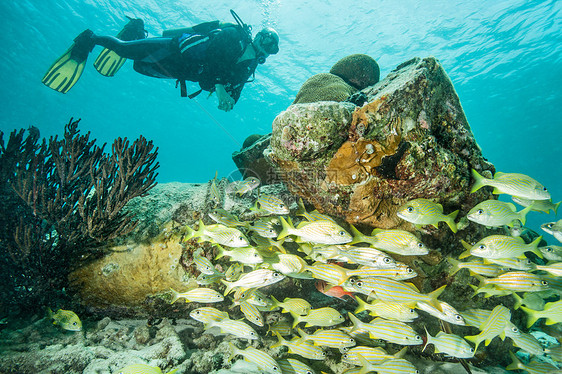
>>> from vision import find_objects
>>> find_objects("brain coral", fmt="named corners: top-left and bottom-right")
top-left (330, 54), bottom-right (380, 90)
top-left (293, 73), bottom-right (357, 104)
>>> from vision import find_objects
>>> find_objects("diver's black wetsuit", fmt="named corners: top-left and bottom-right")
top-left (93, 25), bottom-right (258, 101)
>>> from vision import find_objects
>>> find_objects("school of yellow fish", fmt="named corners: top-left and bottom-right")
top-left (51, 169), bottom-right (560, 374)
top-left (156, 169), bottom-right (562, 374)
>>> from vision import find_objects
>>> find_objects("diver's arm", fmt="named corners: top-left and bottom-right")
top-left (215, 84), bottom-right (235, 112)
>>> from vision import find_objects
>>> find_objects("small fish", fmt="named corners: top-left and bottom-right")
top-left (423, 327), bottom-right (474, 358)
top-left (296, 328), bottom-right (355, 349)
top-left (296, 198), bottom-right (337, 224)
top-left (271, 332), bottom-right (326, 360)
top-left (228, 342), bottom-right (279, 373)
top-left (290, 307), bottom-right (345, 328)
top-left (356, 354), bottom-right (418, 374)
top-left (315, 281), bottom-right (354, 300)
top-left (189, 307), bottom-right (229, 324)
top-left (267, 320), bottom-right (293, 336)
top-left (209, 319), bottom-right (258, 340)
top-left (484, 257), bottom-right (536, 271)
top-left (209, 171), bottom-right (221, 207)
top-left (224, 263), bottom-right (245, 281)
top-left (512, 196), bottom-right (561, 215)
top-left (208, 208), bottom-right (249, 228)
top-left (169, 287), bottom-right (224, 304)
top-left (464, 305), bottom-right (511, 350)
top-left (535, 262), bottom-right (562, 276)
top-left (270, 295), bottom-right (311, 316)
top-left (477, 272), bottom-right (549, 293)
top-left (539, 245), bottom-right (562, 261)
top-left (278, 217), bottom-right (352, 245)
top-left (508, 330), bottom-right (545, 356)
top-left (460, 308), bottom-right (491, 328)
top-left (348, 313), bottom-right (422, 346)
top-left (247, 219), bottom-right (279, 238)
top-left (268, 254), bottom-right (308, 276)
top-left (305, 262), bottom-right (349, 285)
top-left (345, 263), bottom-right (417, 281)
top-left (342, 346), bottom-right (392, 366)
top-left (397, 198), bottom-right (458, 233)
top-left (349, 225), bottom-right (429, 256)
top-left (47, 308), bottom-right (82, 331)
top-left (541, 219), bottom-right (562, 243)
top-left (253, 194), bottom-right (290, 215)
top-left (471, 168), bottom-right (551, 200)
top-left (521, 299), bottom-right (562, 327)
top-left (339, 245), bottom-right (397, 268)
top-left (467, 200), bottom-right (532, 227)
top-left (193, 249), bottom-right (217, 275)
top-left (117, 364), bottom-right (178, 374)
top-left (277, 358), bottom-right (316, 374)
top-left (446, 257), bottom-right (503, 277)
top-left (186, 220), bottom-right (249, 248)
top-left (221, 269), bottom-right (285, 295)
top-left (469, 284), bottom-right (512, 298)
top-left (512, 292), bottom-right (545, 311)
top-left (416, 300), bottom-right (465, 326)
top-left (215, 245), bottom-right (264, 264)
top-left (506, 351), bottom-right (560, 374)
top-left (196, 271), bottom-right (225, 286)
top-left (239, 300), bottom-right (264, 327)
top-left (468, 235), bottom-right (543, 259)
top-left (354, 296), bottom-right (418, 322)
top-left (235, 177), bottom-right (260, 196)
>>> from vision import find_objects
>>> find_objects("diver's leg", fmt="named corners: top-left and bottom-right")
top-left (93, 36), bottom-right (174, 61)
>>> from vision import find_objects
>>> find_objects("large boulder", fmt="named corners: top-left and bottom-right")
top-left (266, 57), bottom-right (495, 249)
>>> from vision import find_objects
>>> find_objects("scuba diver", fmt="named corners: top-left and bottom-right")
top-left (42, 10), bottom-right (279, 112)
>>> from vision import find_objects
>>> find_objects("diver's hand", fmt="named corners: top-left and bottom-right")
top-left (215, 84), bottom-right (235, 112)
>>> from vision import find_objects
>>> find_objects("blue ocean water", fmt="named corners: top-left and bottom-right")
top-left (0, 0), bottom-right (560, 232)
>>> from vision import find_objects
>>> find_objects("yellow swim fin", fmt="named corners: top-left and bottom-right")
top-left (93, 17), bottom-right (145, 77)
top-left (42, 29), bottom-right (95, 93)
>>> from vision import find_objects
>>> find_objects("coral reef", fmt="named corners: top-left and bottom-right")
top-left (0, 118), bottom-right (159, 313)
top-left (293, 73), bottom-right (357, 104)
top-left (266, 57), bottom-right (494, 246)
top-left (330, 53), bottom-right (381, 90)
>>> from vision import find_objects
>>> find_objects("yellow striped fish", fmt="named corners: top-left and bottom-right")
top-left (278, 217), bottom-right (352, 245)
top-left (268, 254), bottom-right (308, 276)
top-left (354, 296), bottom-right (418, 322)
top-left (348, 313), bottom-right (422, 345)
top-left (345, 263), bottom-right (417, 281)
top-left (247, 219), bottom-right (279, 238)
top-left (196, 271), bottom-right (225, 286)
top-left (469, 284), bottom-right (512, 298)
top-left (193, 249), bottom-right (216, 275)
top-left (290, 307), bottom-right (345, 328)
top-left (534, 262), bottom-right (562, 276)
top-left (224, 263), bottom-right (245, 281)
top-left (349, 225), bottom-right (429, 255)
top-left (342, 346), bottom-right (391, 365)
top-left (253, 194), bottom-right (290, 215)
top-left (447, 257), bottom-right (503, 277)
top-left (271, 332), bottom-right (326, 360)
top-left (343, 276), bottom-right (446, 311)
top-left (215, 246), bottom-right (264, 264)
top-left (416, 300), bottom-right (465, 325)
top-left (189, 307), bottom-right (228, 324)
top-left (423, 327), bottom-right (474, 358)
top-left (521, 299), bottom-right (562, 327)
top-left (47, 308), bottom-right (82, 331)
top-left (477, 272), bottom-right (549, 292)
top-left (541, 219), bottom-right (562, 242)
top-left (460, 308), bottom-right (491, 328)
top-left (305, 262), bottom-right (349, 285)
top-left (506, 330), bottom-right (544, 356)
top-left (187, 220), bottom-right (249, 248)
top-left (397, 198), bottom-right (458, 233)
top-left (471, 169), bottom-right (550, 200)
top-left (356, 355), bottom-right (418, 374)
top-left (209, 171), bottom-right (221, 207)
top-left (339, 245), bottom-right (397, 269)
top-left (512, 196), bottom-right (561, 215)
top-left (506, 351), bottom-right (559, 374)
top-left (296, 328), bottom-right (355, 349)
top-left (228, 342), bottom-right (279, 373)
top-left (467, 200), bottom-right (532, 227)
top-left (296, 198), bottom-right (338, 224)
top-left (208, 208), bottom-right (248, 228)
top-left (277, 358), bottom-right (315, 374)
top-left (469, 235), bottom-right (543, 259)
top-left (169, 288), bottom-right (224, 304)
top-left (464, 304), bottom-right (511, 350)
top-left (267, 320), bottom-right (293, 336)
top-left (483, 257), bottom-right (535, 271)
top-left (208, 319), bottom-right (258, 340)
top-left (270, 296), bottom-right (311, 315)
top-left (239, 300), bottom-right (264, 327)
top-left (221, 269), bottom-right (285, 295)
top-left (234, 176), bottom-right (260, 196)
top-left (540, 245), bottom-right (562, 261)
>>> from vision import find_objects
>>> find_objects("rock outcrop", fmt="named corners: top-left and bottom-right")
top-left (266, 56), bottom-right (495, 250)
